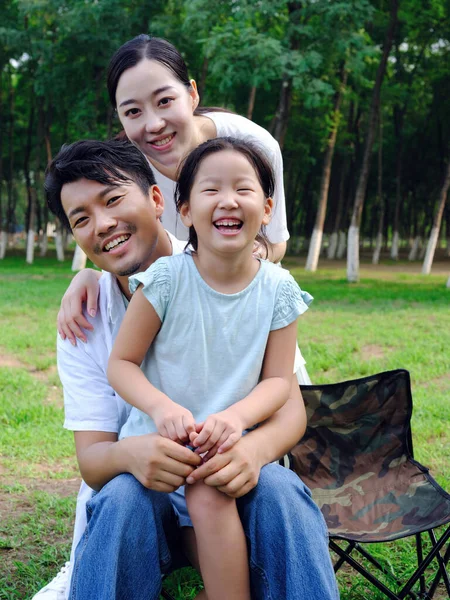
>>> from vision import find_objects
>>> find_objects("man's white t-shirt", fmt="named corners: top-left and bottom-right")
top-left (153, 112), bottom-right (290, 243)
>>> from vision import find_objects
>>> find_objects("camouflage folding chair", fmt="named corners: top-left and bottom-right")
top-left (289, 369), bottom-right (450, 600)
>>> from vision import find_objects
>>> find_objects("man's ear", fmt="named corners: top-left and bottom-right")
top-left (189, 79), bottom-right (200, 112)
top-left (179, 202), bottom-right (193, 227)
top-left (150, 185), bottom-right (164, 218)
top-left (262, 197), bottom-right (273, 226)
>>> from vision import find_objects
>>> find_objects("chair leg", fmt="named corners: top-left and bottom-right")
top-left (330, 539), bottom-right (403, 600)
top-left (399, 526), bottom-right (450, 599)
top-left (416, 533), bottom-right (426, 597)
top-left (333, 541), bottom-right (356, 572)
top-left (426, 529), bottom-right (450, 598)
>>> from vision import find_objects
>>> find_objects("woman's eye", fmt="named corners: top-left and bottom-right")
top-left (203, 188), bottom-right (218, 193)
top-left (238, 188), bottom-right (253, 193)
top-left (158, 97), bottom-right (174, 107)
top-left (124, 107), bottom-right (140, 117)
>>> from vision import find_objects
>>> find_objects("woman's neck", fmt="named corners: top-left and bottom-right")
top-left (192, 246), bottom-right (259, 294)
top-left (151, 114), bottom-right (217, 181)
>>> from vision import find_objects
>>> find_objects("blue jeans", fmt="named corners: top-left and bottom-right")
top-left (69, 465), bottom-right (339, 599)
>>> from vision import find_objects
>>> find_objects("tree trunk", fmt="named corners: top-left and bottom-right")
top-left (0, 69), bottom-right (4, 259)
top-left (55, 222), bottom-right (65, 262)
top-left (24, 100), bottom-right (36, 264)
top-left (408, 236), bottom-right (422, 261)
top-left (306, 67), bottom-right (347, 271)
top-left (422, 158), bottom-right (450, 274)
top-left (373, 113), bottom-right (384, 265)
top-left (71, 245), bottom-right (87, 271)
top-left (198, 56), bottom-right (209, 101)
top-left (337, 230), bottom-right (347, 259)
top-left (247, 85), bottom-right (257, 121)
top-left (346, 0), bottom-right (399, 282)
top-left (6, 68), bottom-right (16, 236)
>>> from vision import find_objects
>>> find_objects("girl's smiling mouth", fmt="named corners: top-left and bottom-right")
top-left (213, 218), bottom-right (243, 234)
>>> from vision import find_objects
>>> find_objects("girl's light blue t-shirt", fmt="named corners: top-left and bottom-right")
top-left (119, 253), bottom-right (312, 439)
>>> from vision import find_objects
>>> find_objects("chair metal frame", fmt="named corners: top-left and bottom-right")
top-left (292, 369), bottom-right (450, 600)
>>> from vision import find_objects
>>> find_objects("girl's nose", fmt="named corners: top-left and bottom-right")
top-left (218, 191), bottom-right (239, 209)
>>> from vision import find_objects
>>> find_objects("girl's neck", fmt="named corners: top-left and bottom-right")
top-left (192, 246), bottom-right (259, 294)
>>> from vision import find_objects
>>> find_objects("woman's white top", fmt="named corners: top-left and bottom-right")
top-left (152, 112), bottom-right (289, 243)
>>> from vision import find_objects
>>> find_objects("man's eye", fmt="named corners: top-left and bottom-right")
top-left (107, 196), bottom-right (121, 206)
top-left (73, 216), bottom-right (87, 228)
top-left (124, 107), bottom-right (140, 117)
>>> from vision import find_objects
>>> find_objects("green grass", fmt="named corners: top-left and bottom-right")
top-left (0, 252), bottom-right (449, 598)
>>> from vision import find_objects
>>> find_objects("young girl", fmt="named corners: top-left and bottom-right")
top-left (107, 137), bottom-right (313, 600)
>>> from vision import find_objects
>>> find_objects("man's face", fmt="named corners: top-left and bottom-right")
top-left (61, 178), bottom-right (164, 277)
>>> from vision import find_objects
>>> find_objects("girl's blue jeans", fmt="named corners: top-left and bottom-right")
top-left (69, 464), bottom-right (339, 599)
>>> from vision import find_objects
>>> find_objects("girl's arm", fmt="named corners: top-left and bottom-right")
top-left (192, 319), bottom-right (298, 454)
top-left (58, 268), bottom-right (102, 345)
top-left (107, 288), bottom-right (196, 442)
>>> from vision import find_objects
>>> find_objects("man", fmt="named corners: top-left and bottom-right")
top-left (35, 139), bottom-right (339, 599)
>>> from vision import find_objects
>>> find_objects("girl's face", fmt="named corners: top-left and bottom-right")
top-left (116, 59), bottom-right (200, 178)
top-left (180, 150), bottom-right (273, 256)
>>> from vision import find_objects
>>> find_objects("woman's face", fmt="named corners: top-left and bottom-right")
top-left (116, 59), bottom-right (200, 178)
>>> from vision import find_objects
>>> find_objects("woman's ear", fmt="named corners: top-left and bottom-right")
top-left (179, 202), bottom-right (193, 227)
top-left (189, 79), bottom-right (200, 111)
top-left (262, 197), bottom-right (273, 226)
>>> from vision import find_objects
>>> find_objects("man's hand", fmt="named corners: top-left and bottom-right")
top-left (121, 434), bottom-right (202, 492)
top-left (74, 430), bottom-right (201, 492)
top-left (186, 433), bottom-right (262, 498)
top-left (190, 408), bottom-right (244, 455)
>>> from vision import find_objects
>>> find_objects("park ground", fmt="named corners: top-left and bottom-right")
top-left (0, 250), bottom-right (449, 599)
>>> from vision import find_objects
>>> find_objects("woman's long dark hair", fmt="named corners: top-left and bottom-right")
top-left (175, 137), bottom-right (274, 256)
top-left (107, 34), bottom-right (230, 117)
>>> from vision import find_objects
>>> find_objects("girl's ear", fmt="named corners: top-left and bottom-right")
top-left (262, 197), bottom-right (273, 226)
top-left (189, 79), bottom-right (200, 112)
top-left (179, 202), bottom-right (193, 227)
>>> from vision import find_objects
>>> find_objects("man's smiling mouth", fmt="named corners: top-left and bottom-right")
top-left (104, 234), bottom-right (131, 252)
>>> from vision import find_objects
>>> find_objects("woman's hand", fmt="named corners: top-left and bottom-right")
top-left (186, 432), bottom-right (263, 498)
top-left (57, 269), bottom-right (102, 345)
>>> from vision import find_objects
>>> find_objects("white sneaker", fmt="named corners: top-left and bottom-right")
top-left (32, 562), bottom-right (71, 600)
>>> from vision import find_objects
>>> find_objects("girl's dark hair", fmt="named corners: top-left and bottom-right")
top-left (175, 137), bottom-right (274, 255)
top-left (107, 34), bottom-right (229, 117)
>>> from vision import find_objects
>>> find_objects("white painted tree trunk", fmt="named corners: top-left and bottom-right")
top-left (372, 233), bottom-right (383, 264)
top-left (337, 231), bottom-right (346, 259)
top-left (419, 242), bottom-right (426, 260)
top-left (26, 229), bottom-right (35, 264)
top-left (55, 231), bottom-right (65, 262)
top-left (408, 236), bottom-right (421, 261)
top-left (347, 225), bottom-right (360, 282)
top-left (327, 232), bottom-right (338, 259)
top-left (422, 227), bottom-right (440, 274)
top-left (390, 231), bottom-right (399, 260)
top-left (71, 244), bottom-right (87, 271)
top-left (0, 231), bottom-right (7, 259)
top-left (305, 228), bottom-right (323, 272)
top-left (40, 233), bottom-right (48, 257)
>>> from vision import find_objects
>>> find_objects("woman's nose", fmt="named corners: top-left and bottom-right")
top-left (144, 110), bottom-right (165, 134)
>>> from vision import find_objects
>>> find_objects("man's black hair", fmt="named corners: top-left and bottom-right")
top-left (45, 139), bottom-right (156, 231)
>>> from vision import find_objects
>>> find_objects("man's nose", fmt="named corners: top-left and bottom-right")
top-left (95, 212), bottom-right (117, 236)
